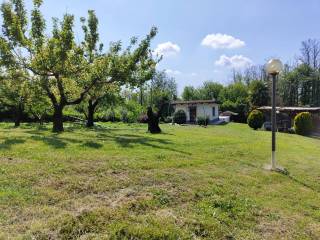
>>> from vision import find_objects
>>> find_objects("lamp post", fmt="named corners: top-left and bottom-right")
top-left (266, 59), bottom-right (283, 170)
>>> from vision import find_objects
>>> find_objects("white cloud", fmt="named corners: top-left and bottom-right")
top-left (201, 33), bottom-right (245, 49)
top-left (215, 55), bottom-right (253, 69)
top-left (165, 69), bottom-right (181, 75)
top-left (154, 42), bottom-right (181, 57)
top-left (191, 72), bottom-right (197, 76)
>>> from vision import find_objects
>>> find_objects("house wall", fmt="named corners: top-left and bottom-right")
top-left (174, 103), bottom-right (219, 122)
top-left (196, 103), bottom-right (219, 121)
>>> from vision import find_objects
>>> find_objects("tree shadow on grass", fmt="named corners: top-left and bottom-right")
top-left (30, 135), bottom-right (67, 149)
top-left (1, 124), bottom-right (189, 154)
top-left (96, 132), bottom-right (189, 155)
top-left (0, 138), bottom-right (26, 150)
top-left (287, 174), bottom-right (320, 194)
top-left (81, 141), bottom-right (103, 149)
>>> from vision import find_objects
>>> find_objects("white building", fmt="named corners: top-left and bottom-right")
top-left (172, 100), bottom-right (219, 123)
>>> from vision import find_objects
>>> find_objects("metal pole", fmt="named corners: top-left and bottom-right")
top-left (271, 73), bottom-right (277, 169)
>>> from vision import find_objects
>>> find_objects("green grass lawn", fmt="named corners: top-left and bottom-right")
top-left (0, 122), bottom-right (319, 239)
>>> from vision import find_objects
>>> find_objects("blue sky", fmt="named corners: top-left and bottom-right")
top-left (23, 0), bottom-right (320, 93)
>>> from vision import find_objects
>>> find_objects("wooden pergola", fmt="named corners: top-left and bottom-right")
top-left (258, 106), bottom-right (320, 130)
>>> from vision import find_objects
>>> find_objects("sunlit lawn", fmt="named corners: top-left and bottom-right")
top-left (0, 122), bottom-right (319, 239)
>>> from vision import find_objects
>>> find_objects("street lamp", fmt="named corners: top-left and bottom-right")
top-left (266, 59), bottom-right (283, 170)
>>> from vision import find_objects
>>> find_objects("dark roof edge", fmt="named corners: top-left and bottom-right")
top-left (172, 100), bottom-right (219, 105)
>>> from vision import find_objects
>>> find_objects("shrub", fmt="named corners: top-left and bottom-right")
top-left (294, 112), bottom-right (313, 135)
top-left (173, 110), bottom-right (187, 124)
top-left (197, 116), bottom-right (209, 126)
top-left (247, 110), bottom-right (264, 130)
top-left (120, 108), bottom-right (129, 123)
top-left (105, 109), bottom-right (121, 122)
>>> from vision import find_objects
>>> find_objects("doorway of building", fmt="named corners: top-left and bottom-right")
top-left (189, 106), bottom-right (197, 123)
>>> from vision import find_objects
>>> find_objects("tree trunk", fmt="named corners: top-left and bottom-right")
top-left (147, 107), bottom-right (161, 134)
top-left (139, 85), bottom-right (143, 106)
top-left (86, 100), bottom-right (95, 128)
top-left (53, 106), bottom-right (64, 132)
top-left (14, 105), bottom-right (22, 127)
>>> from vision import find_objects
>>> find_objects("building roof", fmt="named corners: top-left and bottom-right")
top-left (171, 99), bottom-right (218, 105)
top-left (258, 106), bottom-right (320, 112)
top-left (220, 111), bottom-right (239, 116)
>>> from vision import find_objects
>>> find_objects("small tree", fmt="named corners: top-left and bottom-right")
top-left (294, 112), bottom-right (313, 135)
top-left (247, 110), bottom-right (264, 130)
top-left (173, 110), bottom-right (187, 124)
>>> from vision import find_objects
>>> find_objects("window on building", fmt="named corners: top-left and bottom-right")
top-left (212, 107), bottom-right (216, 117)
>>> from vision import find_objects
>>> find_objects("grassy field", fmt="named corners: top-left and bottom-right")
top-left (0, 122), bottom-right (319, 239)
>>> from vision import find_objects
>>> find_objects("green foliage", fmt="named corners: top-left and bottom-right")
top-left (182, 86), bottom-right (199, 101)
top-left (0, 0), bottom-right (159, 131)
top-left (182, 81), bottom-right (223, 101)
top-left (198, 81), bottom-right (223, 100)
top-left (247, 110), bottom-right (264, 130)
top-left (219, 82), bottom-right (249, 123)
top-left (149, 71), bottom-right (177, 118)
top-left (0, 69), bottom-right (30, 125)
top-left (197, 116), bottom-right (209, 126)
top-left (294, 112), bottom-right (313, 135)
top-left (248, 80), bottom-right (269, 107)
top-left (173, 110), bottom-right (187, 124)
top-left (25, 79), bottom-right (52, 123)
top-left (219, 82), bottom-right (248, 104)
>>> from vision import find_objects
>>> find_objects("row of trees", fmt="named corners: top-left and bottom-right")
top-left (181, 38), bottom-right (320, 122)
top-left (0, 1), bottom-right (318, 129)
top-left (0, 0), bottom-right (160, 132)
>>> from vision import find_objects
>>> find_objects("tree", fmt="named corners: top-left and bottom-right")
top-left (219, 82), bottom-right (249, 122)
top-left (219, 82), bottom-right (248, 104)
top-left (25, 77), bottom-right (52, 124)
top-left (76, 83), bottom-right (120, 127)
top-left (248, 80), bottom-right (270, 108)
top-left (300, 39), bottom-right (320, 69)
top-left (0, 0), bottom-right (158, 131)
top-left (298, 39), bottom-right (320, 106)
top-left (79, 10), bottom-right (158, 127)
top-left (182, 86), bottom-right (199, 101)
top-left (197, 81), bottom-right (223, 100)
top-left (0, 68), bottom-right (29, 126)
top-left (149, 71), bottom-right (177, 119)
top-left (1, 0), bottom-right (94, 131)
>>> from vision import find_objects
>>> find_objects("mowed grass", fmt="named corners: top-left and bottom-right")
top-left (0, 122), bottom-right (319, 239)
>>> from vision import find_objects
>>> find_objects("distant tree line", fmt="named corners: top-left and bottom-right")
top-left (181, 39), bottom-right (320, 122)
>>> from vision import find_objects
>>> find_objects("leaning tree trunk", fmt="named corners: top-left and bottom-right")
top-left (147, 107), bottom-right (161, 134)
top-left (52, 105), bottom-right (64, 132)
